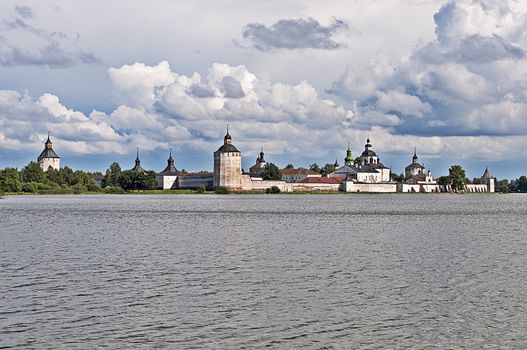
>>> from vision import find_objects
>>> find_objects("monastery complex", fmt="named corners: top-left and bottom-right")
top-left (37, 128), bottom-right (496, 193)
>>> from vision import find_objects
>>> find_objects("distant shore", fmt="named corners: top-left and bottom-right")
top-left (0, 190), bottom-right (505, 197)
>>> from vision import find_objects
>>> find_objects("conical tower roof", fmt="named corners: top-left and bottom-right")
top-left (37, 132), bottom-right (60, 162)
top-left (159, 148), bottom-right (179, 175)
top-left (130, 148), bottom-right (145, 172)
top-left (482, 166), bottom-right (492, 178)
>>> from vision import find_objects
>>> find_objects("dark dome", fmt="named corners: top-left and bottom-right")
top-left (216, 143), bottom-right (240, 153)
top-left (361, 149), bottom-right (377, 157)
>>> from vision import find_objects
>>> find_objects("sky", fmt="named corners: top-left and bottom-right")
top-left (1, 0), bottom-right (527, 179)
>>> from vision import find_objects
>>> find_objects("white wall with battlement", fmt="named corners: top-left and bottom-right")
top-left (398, 183), bottom-right (442, 193)
top-left (291, 183), bottom-right (342, 192)
top-left (39, 158), bottom-right (60, 171)
top-left (344, 182), bottom-right (397, 193)
top-left (241, 175), bottom-right (292, 192)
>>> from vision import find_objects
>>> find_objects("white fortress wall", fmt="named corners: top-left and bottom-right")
top-left (345, 182), bottom-right (397, 193)
top-left (291, 183), bottom-right (341, 192)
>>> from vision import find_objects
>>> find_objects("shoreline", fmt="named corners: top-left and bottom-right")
top-left (1, 190), bottom-right (505, 197)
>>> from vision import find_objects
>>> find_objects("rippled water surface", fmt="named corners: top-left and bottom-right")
top-left (1, 194), bottom-right (527, 349)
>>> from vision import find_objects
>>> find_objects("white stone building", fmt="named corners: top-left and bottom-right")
top-left (157, 148), bottom-right (180, 190)
top-left (329, 138), bottom-right (391, 184)
top-left (405, 148), bottom-right (426, 178)
top-left (37, 133), bottom-right (60, 171)
top-left (249, 148), bottom-right (267, 177)
top-left (281, 168), bottom-right (321, 183)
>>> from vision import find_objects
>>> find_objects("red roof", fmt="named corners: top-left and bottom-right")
top-left (179, 172), bottom-right (213, 177)
top-left (281, 168), bottom-right (320, 175)
top-left (300, 176), bottom-right (343, 184)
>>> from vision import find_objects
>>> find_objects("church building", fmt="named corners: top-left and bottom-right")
top-left (37, 133), bottom-right (60, 171)
top-left (329, 138), bottom-right (391, 183)
top-left (405, 148), bottom-right (426, 178)
top-left (249, 148), bottom-right (267, 177)
top-left (213, 127), bottom-right (242, 190)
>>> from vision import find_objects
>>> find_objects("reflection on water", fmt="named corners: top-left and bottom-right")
top-left (1, 194), bottom-right (527, 349)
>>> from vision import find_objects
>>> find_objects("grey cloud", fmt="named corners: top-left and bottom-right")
top-left (415, 35), bottom-right (524, 64)
top-left (241, 17), bottom-right (348, 51)
top-left (0, 12), bottom-right (101, 68)
top-left (220, 76), bottom-right (245, 98)
top-left (188, 83), bottom-right (215, 98)
top-left (328, 0), bottom-right (527, 139)
top-left (14, 5), bottom-right (33, 19)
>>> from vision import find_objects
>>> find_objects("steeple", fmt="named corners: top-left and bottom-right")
top-left (344, 143), bottom-right (353, 165)
top-left (45, 131), bottom-right (53, 149)
top-left (365, 137), bottom-right (372, 150)
top-left (131, 147), bottom-right (145, 172)
top-left (413, 147), bottom-right (418, 163)
top-left (160, 147), bottom-right (178, 175)
top-left (334, 157), bottom-right (340, 168)
top-left (224, 124), bottom-right (232, 144)
top-left (482, 166), bottom-right (492, 178)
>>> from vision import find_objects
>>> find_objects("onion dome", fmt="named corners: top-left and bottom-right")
top-left (216, 125), bottom-right (240, 153)
top-left (344, 143), bottom-right (353, 164)
top-left (224, 124), bottom-right (232, 144)
top-left (361, 137), bottom-right (377, 157)
top-left (334, 158), bottom-right (340, 168)
top-left (259, 147), bottom-right (265, 163)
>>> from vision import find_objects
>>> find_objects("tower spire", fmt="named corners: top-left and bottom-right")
top-left (224, 124), bottom-right (232, 144)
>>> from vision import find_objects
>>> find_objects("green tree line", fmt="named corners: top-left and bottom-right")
top-left (0, 162), bottom-right (102, 194)
top-left (0, 161), bottom-right (158, 194)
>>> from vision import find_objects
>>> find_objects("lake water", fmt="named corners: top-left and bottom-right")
top-left (1, 194), bottom-right (526, 349)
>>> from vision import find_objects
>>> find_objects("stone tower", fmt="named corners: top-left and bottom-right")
top-left (37, 132), bottom-right (60, 171)
top-left (480, 166), bottom-right (495, 193)
top-left (213, 126), bottom-right (242, 190)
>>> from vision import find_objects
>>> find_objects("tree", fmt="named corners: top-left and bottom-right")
top-left (0, 168), bottom-right (22, 192)
top-left (309, 163), bottom-right (320, 173)
top-left (391, 173), bottom-right (405, 183)
top-left (21, 162), bottom-right (45, 183)
top-left (496, 179), bottom-right (509, 193)
top-left (510, 176), bottom-right (527, 192)
top-left (320, 163), bottom-right (336, 176)
top-left (215, 186), bottom-right (229, 194)
top-left (285, 164), bottom-right (294, 169)
top-left (449, 165), bottom-right (466, 192)
top-left (103, 162), bottom-right (122, 187)
top-left (265, 186), bottom-right (281, 194)
top-left (119, 170), bottom-right (157, 191)
top-left (261, 163), bottom-right (282, 180)
top-left (438, 176), bottom-right (450, 186)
